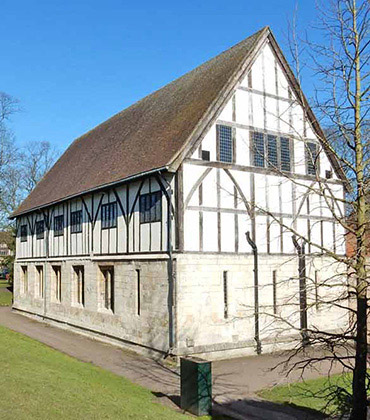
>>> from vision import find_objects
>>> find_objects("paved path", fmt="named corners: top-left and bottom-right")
top-left (0, 306), bottom-right (344, 419)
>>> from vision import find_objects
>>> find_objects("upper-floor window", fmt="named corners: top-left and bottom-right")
top-left (54, 215), bottom-right (64, 237)
top-left (306, 142), bottom-right (319, 175)
top-left (139, 191), bottom-right (162, 224)
top-left (20, 225), bottom-right (27, 242)
top-left (217, 125), bottom-right (233, 163)
top-left (101, 202), bottom-right (117, 229)
top-left (252, 132), bottom-right (292, 172)
top-left (36, 220), bottom-right (44, 240)
top-left (71, 210), bottom-right (82, 233)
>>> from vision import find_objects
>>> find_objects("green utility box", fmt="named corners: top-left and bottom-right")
top-left (180, 356), bottom-right (212, 416)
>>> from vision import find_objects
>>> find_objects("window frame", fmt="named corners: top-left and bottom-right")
top-left (20, 224), bottom-right (28, 242)
top-left (70, 210), bottom-right (83, 234)
top-left (139, 191), bottom-right (162, 224)
top-left (54, 215), bottom-right (64, 237)
top-left (305, 141), bottom-right (319, 176)
top-left (52, 265), bottom-right (62, 303)
top-left (217, 124), bottom-right (234, 163)
top-left (73, 266), bottom-right (85, 306)
top-left (100, 266), bottom-right (114, 313)
top-left (252, 131), bottom-right (293, 173)
top-left (36, 220), bottom-right (45, 240)
top-left (101, 202), bottom-right (117, 230)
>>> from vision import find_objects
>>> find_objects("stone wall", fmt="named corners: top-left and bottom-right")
top-left (13, 258), bottom-right (170, 356)
top-left (175, 253), bottom-right (349, 360)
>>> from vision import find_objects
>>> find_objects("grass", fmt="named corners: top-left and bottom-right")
top-left (0, 325), bottom-right (212, 420)
top-left (0, 280), bottom-right (12, 306)
top-left (258, 372), bottom-right (355, 416)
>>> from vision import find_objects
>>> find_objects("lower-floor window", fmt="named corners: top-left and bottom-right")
top-left (36, 266), bottom-right (44, 298)
top-left (100, 266), bottom-right (114, 312)
top-left (73, 266), bottom-right (85, 306)
top-left (21, 266), bottom-right (28, 294)
top-left (52, 266), bottom-right (62, 302)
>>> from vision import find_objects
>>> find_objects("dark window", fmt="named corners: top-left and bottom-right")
top-left (252, 132), bottom-right (292, 172)
top-left (201, 150), bottom-right (210, 161)
top-left (325, 170), bottom-right (333, 179)
top-left (36, 220), bottom-right (44, 240)
top-left (52, 266), bottom-right (62, 302)
top-left (272, 270), bottom-right (277, 315)
top-left (20, 225), bottom-right (27, 242)
top-left (217, 125), bottom-right (233, 163)
top-left (253, 132), bottom-right (265, 167)
top-left (100, 266), bottom-right (114, 312)
top-left (101, 202), bottom-right (117, 229)
top-left (223, 271), bottom-right (228, 319)
top-left (73, 266), bottom-right (84, 306)
top-left (54, 215), bottom-right (64, 237)
top-left (136, 269), bottom-right (141, 316)
top-left (139, 191), bottom-right (162, 224)
top-left (267, 135), bottom-right (278, 168)
top-left (71, 210), bottom-right (82, 233)
top-left (280, 137), bottom-right (291, 172)
top-left (306, 142), bottom-right (319, 175)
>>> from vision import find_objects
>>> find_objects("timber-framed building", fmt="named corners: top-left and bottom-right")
top-left (12, 27), bottom-right (348, 359)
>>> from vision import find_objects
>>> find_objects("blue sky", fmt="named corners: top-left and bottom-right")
top-left (1, 0), bottom-right (317, 152)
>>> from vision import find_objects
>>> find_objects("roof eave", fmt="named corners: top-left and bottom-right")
top-left (10, 165), bottom-right (171, 219)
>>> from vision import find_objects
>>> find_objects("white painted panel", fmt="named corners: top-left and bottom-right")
top-left (220, 170), bottom-right (235, 209)
top-left (151, 222), bottom-right (161, 251)
top-left (202, 169), bottom-right (217, 208)
top-left (238, 214), bottom-right (251, 252)
top-left (254, 174), bottom-right (266, 210)
top-left (184, 210), bottom-right (199, 251)
top-left (281, 180), bottom-right (293, 214)
top-left (201, 126), bottom-right (216, 161)
top-left (335, 223), bottom-right (346, 255)
top-left (232, 171), bottom-right (251, 210)
top-left (267, 176), bottom-right (280, 213)
top-left (282, 217), bottom-right (295, 253)
top-left (183, 164), bottom-right (206, 203)
top-left (276, 62), bottom-right (289, 99)
top-left (251, 52), bottom-right (263, 91)
top-left (235, 127), bottom-right (250, 166)
top-left (265, 97), bottom-right (278, 131)
top-left (264, 47), bottom-right (276, 95)
top-left (269, 220), bottom-right (281, 253)
top-left (218, 96), bottom-right (233, 122)
top-left (255, 215), bottom-right (267, 252)
top-left (221, 213), bottom-right (235, 252)
top-left (235, 89), bottom-right (249, 126)
top-left (278, 99), bottom-right (290, 133)
top-left (203, 211), bottom-right (218, 252)
top-left (140, 223), bottom-right (150, 252)
top-left (310, 220), bottom-right (321, 251)
top-left (323, 221), bottom-right (333, 251)
top-left (294, 139), bottom-right (306, 175)
top-left (251, 93), bottom-right (264, 129)
top-left (292, 102), bottom-right (304, 137)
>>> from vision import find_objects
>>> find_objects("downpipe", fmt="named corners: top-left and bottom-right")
top-left (292, 236), bottom-right (309, 347)
top-left (246, 231), bottom-right (262, 355)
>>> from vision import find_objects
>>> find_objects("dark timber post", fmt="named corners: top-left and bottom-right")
top-left (156, 173), bottom-right (175, 351)
top-left (246, 231), bottom-right (262, 355)
top-left (292, 236), bottom-right (309, 346)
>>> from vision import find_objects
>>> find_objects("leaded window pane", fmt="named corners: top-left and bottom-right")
top-left (217, 125), bottom-right (233, 163)
top-left (253, 132), bottom-right (265, 167)
top-left (280, 137), bottom-right (291, 172)
top-left (267, 135), bottom-right (278, 168)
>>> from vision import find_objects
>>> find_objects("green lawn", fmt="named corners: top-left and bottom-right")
top-left (258, 372), bottom-right (355, 416)
top-left (0, 325), bottom-right (212, 419)
top-left (0, 281), bottom-right (12, 306)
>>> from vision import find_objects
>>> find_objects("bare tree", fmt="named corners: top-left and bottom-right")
top-left (244, 1), bottom-right (370, 418)
top-left (20, 140), bottom-right (58, 193)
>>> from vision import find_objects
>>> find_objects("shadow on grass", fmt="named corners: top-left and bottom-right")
top-left (152, 391), bottom-right (326, 419)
